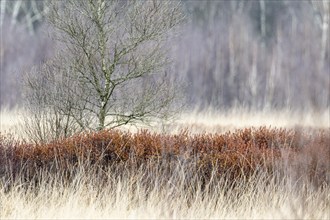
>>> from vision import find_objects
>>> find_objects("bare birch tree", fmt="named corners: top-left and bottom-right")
top-left (23, 0), bottom-right (184, 142)
top-left (0, 0), bottom-right (48, 34)
top-left (309, 0), bottom-right (329, 71)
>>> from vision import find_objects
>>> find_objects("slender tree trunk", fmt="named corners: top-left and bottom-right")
top-left (259, 0), bottom-right (266, 45)
top-left (320, 0), bottom-right (329, 70)
top-left (98, 102), bottom-right (106, 130)
top-left (0, 0), bottom-right (6, 27)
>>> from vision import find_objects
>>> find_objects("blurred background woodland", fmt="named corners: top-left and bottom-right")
top-left (1, 0), bottom-right (329, 112)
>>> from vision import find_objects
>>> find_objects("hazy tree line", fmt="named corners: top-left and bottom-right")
top-left (1, 0), bottom-right (329, 112)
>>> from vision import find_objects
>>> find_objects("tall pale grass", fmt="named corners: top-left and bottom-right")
top-left (1, 108), bottom-right (329, 219)
top-left (0, 160), bottom-right (329, 219)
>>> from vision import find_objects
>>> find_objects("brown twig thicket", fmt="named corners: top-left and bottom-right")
top-left (0, 127), bottom-right (329, 189)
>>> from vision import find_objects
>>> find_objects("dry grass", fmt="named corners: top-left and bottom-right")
top-left (1, 108), bottom-right (329, 137)
top-left (0, 108), bottom-right (329, 219)
top-left (0, 108), bottom-right (21, 135)
top-left (170, 109), bottom-right (330, 134)
top-left (0, 108), bottom-right (29, 140)
top-left (1, 164), bottom-right (329, 219)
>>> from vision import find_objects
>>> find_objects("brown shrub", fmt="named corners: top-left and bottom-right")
top-left (0, 127), bottom-right (329, 189)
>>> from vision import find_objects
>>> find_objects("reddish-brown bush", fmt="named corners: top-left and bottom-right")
top-left (0, 127), bottom-right (329, 189)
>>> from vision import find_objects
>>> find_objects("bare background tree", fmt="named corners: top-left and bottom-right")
top-left (22, 60), bottom-right (82, 143)
top-left (1, 0), bottom-right (53, 109)
top-left (0, 0), bottom-right (48, 34)
top-left (1, 1), bottom-right (329, 120)
top-left (20, 0), bottom-right (184, 142)
top-left (171, 0), bottom-right (329, 111)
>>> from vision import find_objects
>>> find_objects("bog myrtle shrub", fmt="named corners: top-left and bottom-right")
top-left (0, 127), bottom-right (329, 189)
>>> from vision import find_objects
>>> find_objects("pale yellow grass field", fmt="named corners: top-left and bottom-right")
top-left (171, 108), bottom-right (330, 134)
top-left (0, 108), bottom-right (329, 219)
top-left (1, 166), bottom-right (329, 219)
top-left (0, 108), bottom-right (25, 136)
top-left (1, 108), bottom-right (329, 137)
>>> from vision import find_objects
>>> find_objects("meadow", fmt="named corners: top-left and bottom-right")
top-left (1, 1), bottom-right (329, 219)
top-left (0, 109), bottom-right (329, 219)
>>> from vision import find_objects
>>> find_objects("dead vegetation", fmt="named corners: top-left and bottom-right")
top-left (1, 127), bottom-right (329, 190)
